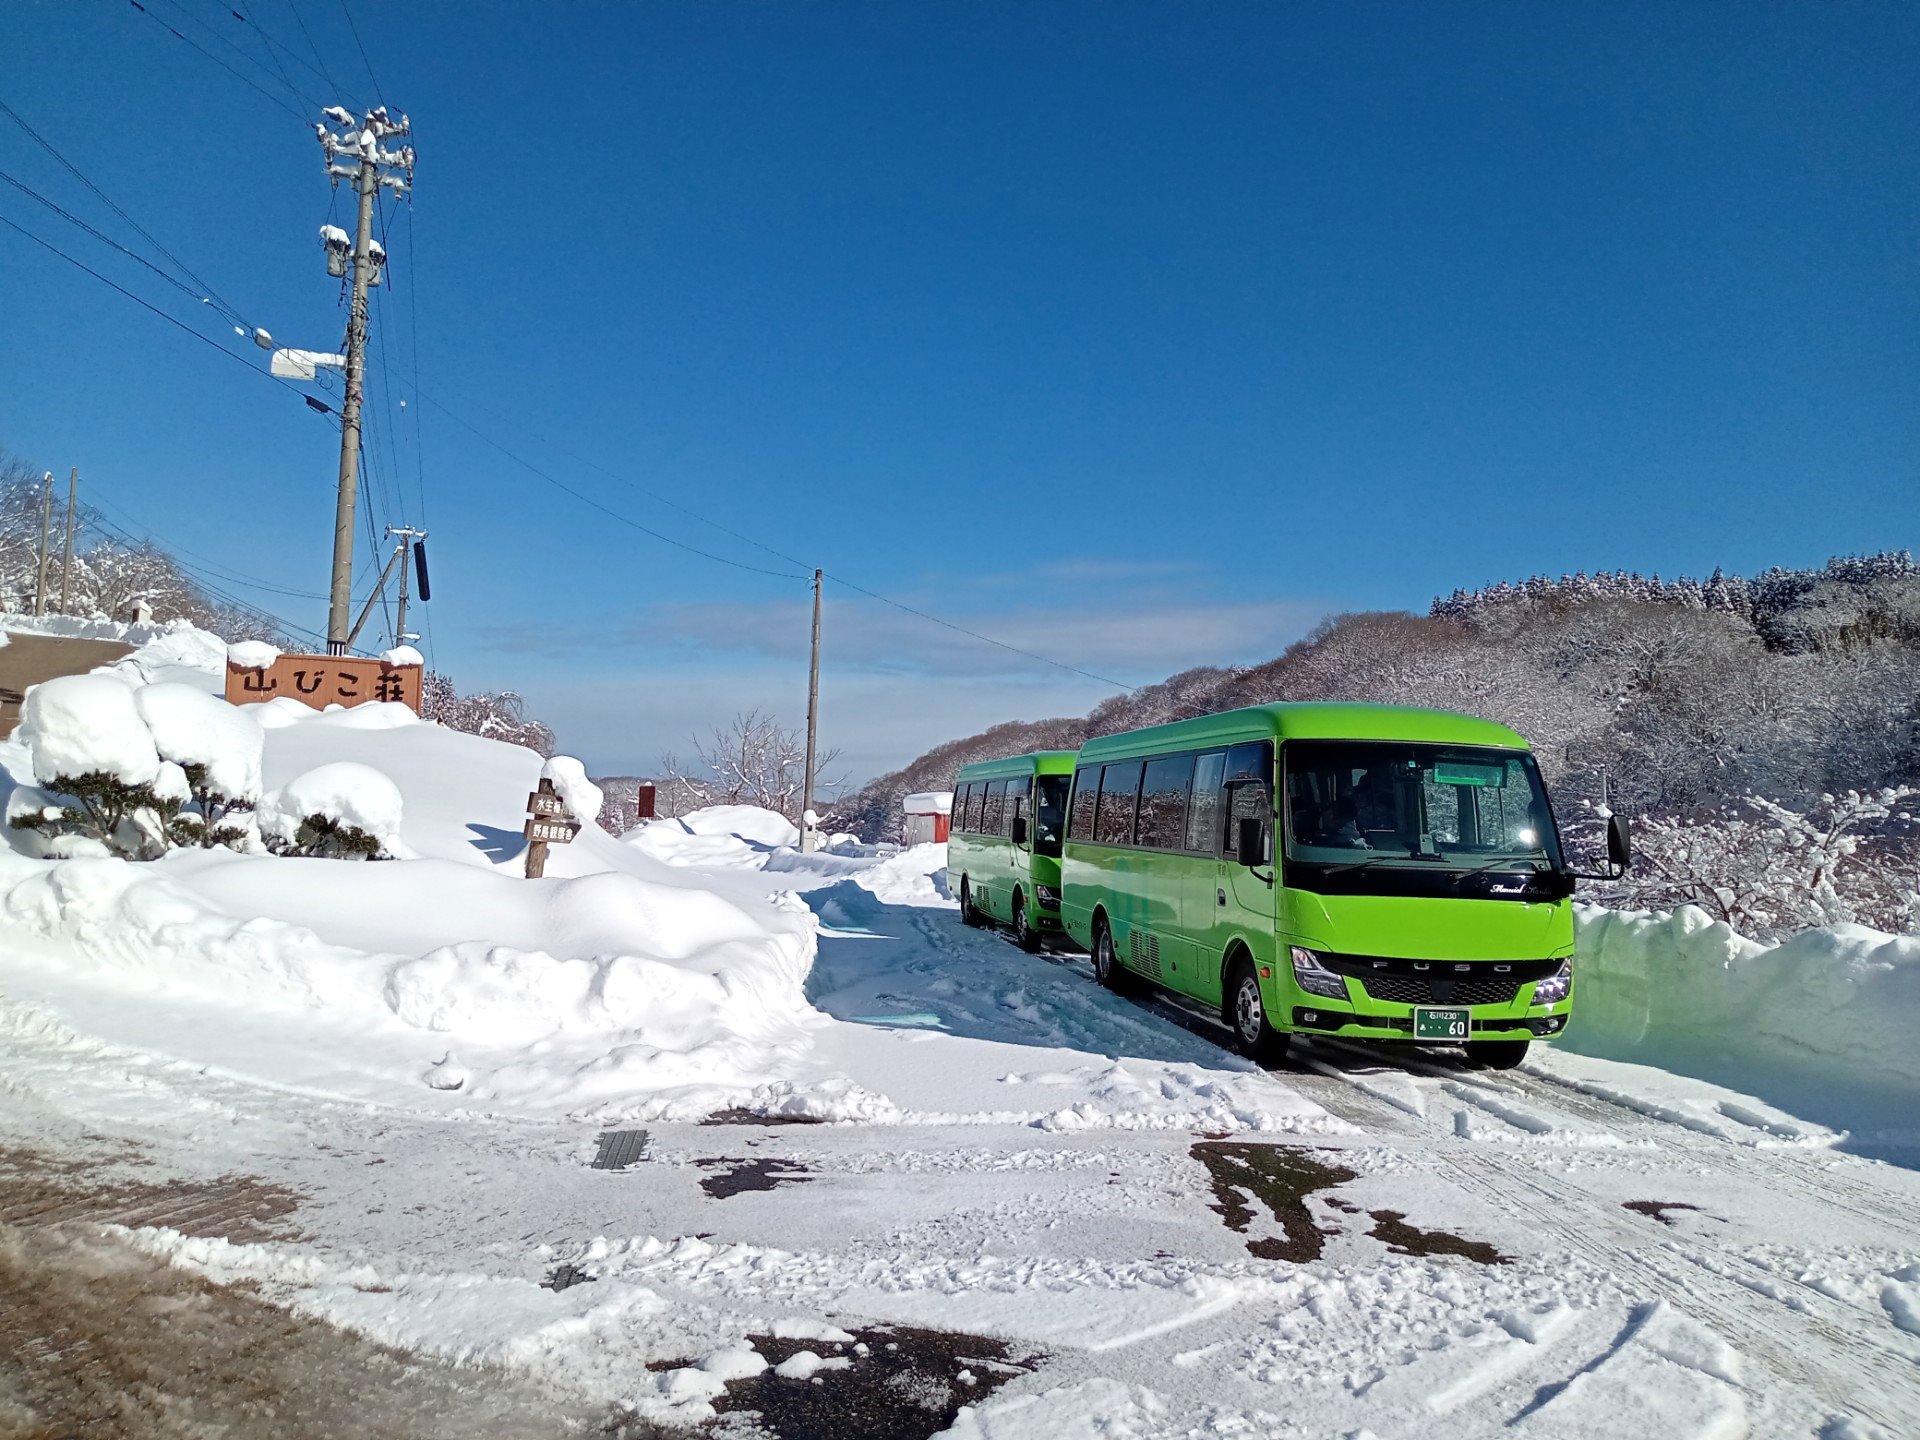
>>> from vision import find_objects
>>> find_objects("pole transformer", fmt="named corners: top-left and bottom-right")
top-left (314, 106), bottom-right (413, 653)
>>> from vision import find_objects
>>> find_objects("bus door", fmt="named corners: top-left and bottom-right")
top-left (1214, 742), bottom-right (1277, 994)
top-left (1006, 775), bottom-right (1032, 893)
top-left (1175, 749), bottom-right (1228, 1003)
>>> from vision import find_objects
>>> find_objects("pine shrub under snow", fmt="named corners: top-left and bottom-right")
top-left (257, 762), bottom-right (406, 860)
top-left (133, 683), bottom-right (266, 848)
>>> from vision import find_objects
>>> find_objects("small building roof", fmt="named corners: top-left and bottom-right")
top-left (902, 791), bottom-right (953, 814)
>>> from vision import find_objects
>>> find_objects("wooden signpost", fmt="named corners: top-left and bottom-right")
top-left (225, 654), bottom-right (423, 713)
top-left (523, 777), bottom-right (581, 877)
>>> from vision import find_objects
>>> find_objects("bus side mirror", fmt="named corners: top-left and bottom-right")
top-left (1011, 816), bottom-right (1028, 846)
top-left (1235, 817), bottom-right (1265, 868)
top-left (1606, 813), bottom-right (1631, 872)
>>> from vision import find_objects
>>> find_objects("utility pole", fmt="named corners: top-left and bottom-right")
top-left (59, 467), bottom-right (76, 614)
top-left (801, 568), bottom-right (823, 853)
top-left (32, 472), bottom-right (51, 616)
top-left (314, 106), bottom-right (414, 653)
top-left (388, 525), bottom-right (425, 646)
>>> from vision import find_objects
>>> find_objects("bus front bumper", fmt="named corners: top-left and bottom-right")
top-left (1289, 1006), bottom-right (1569, 1039)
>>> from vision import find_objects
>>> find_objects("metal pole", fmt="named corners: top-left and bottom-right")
top-left (393, 533), bottom-right (411, 646)
top-left (344, 541), bottom-right (405, 650)
top-left (59, 467), bottom-right (76, 614)
top-left (327, 154), bottom-right (379, 653)
top-left (33, 472), bottom-right (51, 616)
top-left (800, 567), bottom-right (822, 852)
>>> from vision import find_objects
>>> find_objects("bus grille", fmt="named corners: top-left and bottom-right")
top-left (1129, 930), bottom-right (1163, 979)
top-left (1359, 974), bottom-right (1521, 1007)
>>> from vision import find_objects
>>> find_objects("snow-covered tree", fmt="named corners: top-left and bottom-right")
top-left (659, 708), bottom-right (846, 822)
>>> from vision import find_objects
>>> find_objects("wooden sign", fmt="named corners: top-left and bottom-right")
top-left (226, 654), bottom-right (422, 713)
top-left (522, 777), bottom-right (580, 878)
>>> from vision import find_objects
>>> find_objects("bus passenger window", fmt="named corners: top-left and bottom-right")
top-left (982, 780), bottom-right (1006, 835)
top-left (1095, 762), bottom-right (1144, 846)
top-left (1069, 767), bottom-right (1099, 840)
top-left (1138, 754), bottom-right (1195, 851)
top-left (1186, 751), bottom-right (1226, 852)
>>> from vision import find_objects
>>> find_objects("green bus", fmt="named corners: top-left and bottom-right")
top-left (948, 751), bottom-right (1078, 950)
top-left (1059, 703), bottom-right (1628, 1070)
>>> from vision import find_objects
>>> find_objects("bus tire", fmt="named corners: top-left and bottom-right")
top-left (1091, 916), bottom-right (1131, 992)
top-left (1012, 891), bottom-right (1041, 952)
top-left (1226, 955), bottom-right (1290, 1069)
top-left (959, 879), bottom-right (984, 928)
top-left (1466, 1039), bottom-right (1529, 1070)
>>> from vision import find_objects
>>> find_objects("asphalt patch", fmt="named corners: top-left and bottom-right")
top-left (1190, 1142), bottom-right (1357, 1262)
top-left (1624, 1199), bottom-right (1705, 1227)
top-left (697, 1157), bottom-right (814, 1200)
top-left (657, 1325), bottom-right (1038, 1440)
top-left (1367, 1209), bottom-right (1509, 1264)
top-left (542, 1263), bottom-right (595, 1292)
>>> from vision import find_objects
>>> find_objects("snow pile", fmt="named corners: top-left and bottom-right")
top-left (379, 644), bottom-right (424, 667)
top-left (852, 842), bottom-right (951, 908)
top-left (16, 674), bottom-right (160, 786)
top-left (1568, 904), bottom-right (1920, 1104)
top-left (226, 640), bottom-right (280, 670)
top-left (539, 755), bottom-right (603, 826)
top-left (133, 683), bottom-right (264, 800)
top-left (623, 805), bottom-right (800, 868)
top-left (257, 761), bottom-right (408, 857)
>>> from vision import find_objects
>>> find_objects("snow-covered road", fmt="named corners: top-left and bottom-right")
top-left (4, 845), bottom-right (1917, 1439)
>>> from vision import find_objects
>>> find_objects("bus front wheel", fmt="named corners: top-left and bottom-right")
top-left (959, 880), bottom-right (984, 928)
top-left (1091, 918), bottom-right (1131, 992)
top-left (1466, 1039), bottom-right (1529, 1070)
top-left (1226, 957), bottom-right (1290, 1069)
top-left (1012, 892), bottom-right (1041, 952)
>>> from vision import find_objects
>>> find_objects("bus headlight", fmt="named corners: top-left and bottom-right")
top-left (1289, 946), bottom-right (1348, 1000)
top-left (1533, 961), bottom-right (1572, 1005)
top-left (1034, 885), bottom-right (1061, 910)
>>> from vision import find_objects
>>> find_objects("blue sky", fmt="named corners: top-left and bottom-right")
top-left (1, 2), bottom-right (1914, 784)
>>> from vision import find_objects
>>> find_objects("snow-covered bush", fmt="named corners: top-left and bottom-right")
top-left (8, 675), bottom-right (269, 858)
top-left (133, 683), bottom-right (265, 849)
top-left (1591, 788), bottom-right (1919, 941)
top-left (258, 762), bottom-right (405, 860)
top-left (9, 674), bottom-right (173, 859)
top-left (420, 671), bottom-right (556, 757)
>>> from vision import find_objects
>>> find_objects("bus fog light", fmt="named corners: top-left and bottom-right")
top-left (1289, 946), bottom-right (1347, 1000)
top-left (1533, 961), bottom-right (1572, 1006)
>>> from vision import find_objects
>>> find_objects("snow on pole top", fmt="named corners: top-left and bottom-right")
top-left (379, 645), bottom-right (425, 668)
top-left (227, 641), bottom-right (282, 671)
top-left (540, 756), bottom-right (604, 826)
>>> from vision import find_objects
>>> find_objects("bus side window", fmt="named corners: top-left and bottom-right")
top-left (1186, 750), bottom-right (1226, 853)
top-left (1069, 766), bottom-right (1099, 841)
top-left (1138, 754), bottom-right (1195, 851)
top-left (1006, 776), bottom-right (1029, 839)
top-left (963, 782), bottom-right (985, 833)
top-left (982, 780), bottom-right (1006, 835)
top-left (1096, 761), bottom-right (1145, 846)
top-left (1223, 741), bottom-right (1275, 862)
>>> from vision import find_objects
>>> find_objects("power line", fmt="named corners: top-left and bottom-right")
top-left (0, 96), bottom-right (256, 334)
top-left (336, 0), bottom-right (385, 104)
top-left (0, 167), bottom-right (222, 312)
top-left (281, 0), bottom-right (355, 107)
top-left (0, 210), bottom-right (328, 408)
top-left (229, 0), bottom-right (318, 112)
top-left (123, 0), bottom-right (308, 121)
top-left (148, 0), bottom-right (320, 114)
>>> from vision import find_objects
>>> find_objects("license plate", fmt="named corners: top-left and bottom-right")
top-left (1414, 1006), bottom-right (1470, 1042)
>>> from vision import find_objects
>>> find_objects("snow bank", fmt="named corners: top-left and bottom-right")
top-left (622, 805), bottom-right (800, 868)
top-left (226, 640), bottom-right (281, 670)
top-left (1568, 904), bottom-right (1920, 1104)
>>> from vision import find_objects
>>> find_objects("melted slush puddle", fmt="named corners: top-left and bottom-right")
top-left (696, 1157), bottom-right (814, 1199)
top-left (647, 1325), bottom-right (1038, 1440)
top-left (1190, 1142), bottom-right (1507, 1265)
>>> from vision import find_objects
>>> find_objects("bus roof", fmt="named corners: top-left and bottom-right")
top-left (1075, 703), bottom-right (1531, 764)
top-left (955, 750), bottom-right (1080, 782)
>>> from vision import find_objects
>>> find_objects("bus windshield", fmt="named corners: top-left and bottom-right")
top-left (1033, 774), bottom-right (1070, 857)
top-left (1284, 741), bottom-right (1563, 874)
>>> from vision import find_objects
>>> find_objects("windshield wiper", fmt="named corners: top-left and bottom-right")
top-left (1315, 850), bottom-right (1444, 876)
top-left (1447, 857), bottom-right (1549, 888)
